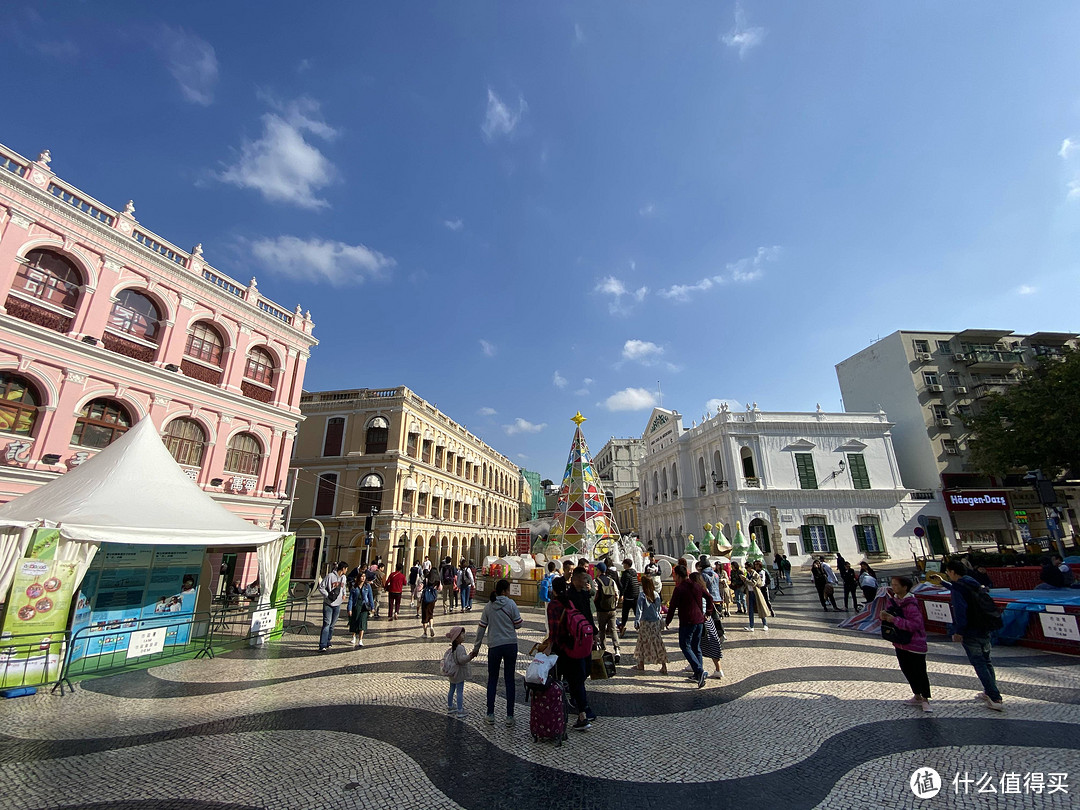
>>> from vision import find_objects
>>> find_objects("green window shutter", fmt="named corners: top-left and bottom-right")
top-left (825, 524), bottom-right (838, 552)
top-left (848, 454), bottom-right (870, 489)
top-left (795, 453), bottom-right (818, 489)
top-left (853, 524), bottom-right (867, 552)
top-left (800, 525), bottom-right (813, 554)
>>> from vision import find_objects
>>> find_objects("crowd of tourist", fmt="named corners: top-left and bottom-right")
top-left (315, 551), bottom-right (1031, 724)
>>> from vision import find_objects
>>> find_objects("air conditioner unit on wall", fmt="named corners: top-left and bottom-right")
top-left (953, 353), bottom-right (968, 361)
top-left (917, 352), bottom-right (933, 361)
top-left (954, 386), bottom-right (968, 395)
top-left (945, 447), bottom-right (959, 455)
top-left (928, 384), bottom-right (944, 393)
top-left (937, 418), bottom-right (952, 427)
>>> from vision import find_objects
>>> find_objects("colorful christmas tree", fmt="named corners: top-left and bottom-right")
top-left (546, 412), bottom-right (619, 559)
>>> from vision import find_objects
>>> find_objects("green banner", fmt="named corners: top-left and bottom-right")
top-left (27, 528), bottom-right (60, 561)
top-left (270, 534), bottom-right (296, 639)
top-left (0, 558), bottom-right (78, 688)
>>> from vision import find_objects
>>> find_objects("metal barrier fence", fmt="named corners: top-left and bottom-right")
top-left (56, 610), bottom-right (217, 695)
top-left (40, 595), bottom-right (319, 694)
top-left (0, 631), bottom-right (68, 694)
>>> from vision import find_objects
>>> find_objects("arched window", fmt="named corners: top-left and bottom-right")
top-left (712, 450), bottom-right (723, 481)
top-left (13, 249), bottom-right (81, 311)
top-left (315, 473), bottom-right (338, 516)
top-left (71, 398), bottom-right (131, 449)
top-left (224, 432), bottom-right (262, 476)
top-left (0, 373), bottom-right (40, 436)
top-left (323, 417), bottom-right (344, 457)
top-left (163, 418), bottom-right (207, 467)
top-left (697, 456), bottom-right (707, 490)
top-left (741, 447), bottom-right (756, 479)
top-left (366, 416), bottom-right (389, 454)
top-left (358, 473), bottom-right (383, 514)
top-left (109, 289), bottom-right (162, 341)
top-left (244, 347), bottom-right (275, 385)
top-left (184, 322), bottom-right (225, 366)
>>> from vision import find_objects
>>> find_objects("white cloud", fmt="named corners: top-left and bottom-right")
top-left (574, 23), bottom-right (586, 44)
top-left (482, 88), bottom-right (527, 142)
top-left (622, 339), bottom-right (665, 363)
top-left (1016, 285), bottom-right (1038, 295)
top-left (517, 453), bottom-right (530, 460)
top-left (479, 339), bottom-right (496, 357)
top-left (504, 417), bottom-right (547, 435)
top-left (574, 377), bottom-right (594, 396)
top-left (157, 26), bottom-right (218, 105)
top-left (444, 218), bottom-right (464, 231)
top-left (1060, 138), bottom-right (1078, 160)
top-left (1067, 179), bottom-right (1080, 200)
top-left (706, 397), bottom-right (743, 414)
top-left (721, 5), bottom-right (766, 58)
top-left (595, 275), bottom-right (648, 315)
top-left (217, 97), bottom-right (338, 209)
top-left (553, 370), bottom-right (568, 389)
top-left (639, 203), bottom-right (656, 217)
top-left (249, 235), bottom-right (394, 286)
top-left (605, 387), bottom-right (659, 412)
top-left (478, 406), bottom-right (497, 416)
top-left (297, 58), bottom-right (312, 73)
top-left (659, 246), bottom-right (781, 301)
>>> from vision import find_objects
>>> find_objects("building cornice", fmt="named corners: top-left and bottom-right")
top-left (0, 174), bottom-right (317, 346)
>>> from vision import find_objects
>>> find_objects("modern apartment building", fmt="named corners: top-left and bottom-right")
top-left (0, 139), bottom-right (317, 573)
top-left (637, 403), bottom-right (950, 562)
top-left (290, 386), bottom-right (520, 572)
top-left (593, 436), bottom-right (644, 503)
top-left (837, 329), bottom-right (1080, 548)
top-left (521, 469), bottom-right (543, 522)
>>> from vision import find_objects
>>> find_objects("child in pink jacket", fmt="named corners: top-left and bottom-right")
top-left (880, 574), bottom-right (931, 712)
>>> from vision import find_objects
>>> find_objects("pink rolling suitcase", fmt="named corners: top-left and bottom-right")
top-left (528, 679), bottom-right (567, 745)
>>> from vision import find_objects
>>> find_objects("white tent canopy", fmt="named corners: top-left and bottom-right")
top-left (0, 417), bottom-right (288, 601)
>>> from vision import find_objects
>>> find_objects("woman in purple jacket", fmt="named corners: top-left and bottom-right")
top-left (880, 574), bottom-right (932, 712)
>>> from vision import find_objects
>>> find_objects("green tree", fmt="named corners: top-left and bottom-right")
top-left (965, 347), bottom-right (1080, 478)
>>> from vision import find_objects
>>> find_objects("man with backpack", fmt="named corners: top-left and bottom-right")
top-left (440, 556), bottom-right (456, 615)
top-left (944, 560), bottom-right (1004, 712)
top-left (538, 561), bottom-right (557, 605)
top-left (458, 559), bottom-right (475, 612)
top-left (545, 576), bottom-right (596, 730)
top-left (593, 562), bottom-right (622, 663)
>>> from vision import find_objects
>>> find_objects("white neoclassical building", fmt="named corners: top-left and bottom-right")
top-left (637, 403), bottom-right (953, 566)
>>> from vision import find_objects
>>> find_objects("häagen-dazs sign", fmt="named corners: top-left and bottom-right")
top-left (944, 490), bottom-right (1009, 512)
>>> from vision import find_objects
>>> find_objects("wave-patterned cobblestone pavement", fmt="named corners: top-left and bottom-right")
top-left (1, 586), bottom-right (1078, 809)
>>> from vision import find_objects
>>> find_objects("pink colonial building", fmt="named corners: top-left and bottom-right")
top-left (0, 140), bottom-right (317, 570)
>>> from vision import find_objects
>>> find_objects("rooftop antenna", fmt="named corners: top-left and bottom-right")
top-left (657, 380), bottom-right (663, 407)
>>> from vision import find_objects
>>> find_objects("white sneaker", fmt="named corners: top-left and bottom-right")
top-left (357, 640), bottom-right (364, 647)
top-left (761, 625), bottom-right (769, 632)
top-left (710, 670), bottom-right (724, 679)
top-left (746, 626), bottom-right (755, 632)
top-left (921, 701), bottom-right (933, 713)
top-left (986, 700), bottom-right (1005, 712)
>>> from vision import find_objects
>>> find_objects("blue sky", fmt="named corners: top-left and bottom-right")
top-left (4, 2), bottom-right (1080, 480)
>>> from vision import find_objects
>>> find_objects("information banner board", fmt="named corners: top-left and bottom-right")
top-left (923, 600), bottom-right (953, 624)
top-left (0, 557), bottom-right (78, 687)
top-left (251, 608), bottom-right (277, 637)
top-left (1039, 612), bottom-right (1080, 641)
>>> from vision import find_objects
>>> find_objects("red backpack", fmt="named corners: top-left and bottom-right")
top-left (560, 602), bottom-right (594, 659)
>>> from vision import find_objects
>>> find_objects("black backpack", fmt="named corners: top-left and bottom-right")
top-left (441, 564), bottom-right (455, 585)
top-left (958, 580), bottom-right (1003, 631)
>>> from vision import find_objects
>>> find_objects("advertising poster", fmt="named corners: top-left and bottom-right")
top-left (70, 543), bottom-right (204, 663)
top-left (0, 559), bottom-right (78, 687)
top-left (26, 528), bottom-right (60, 561)
top-left (270, 534), bottom-right (296, 639)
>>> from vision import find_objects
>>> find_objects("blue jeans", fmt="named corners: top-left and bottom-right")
top-left (461, 586), bottom-right (472, 611)
top-left (962, 635), bottom-right (1001, 703)
top-left (486, 643), bottom-right (517, 716)
top-left (320, 603), bottom-right (340, 649)
top-left (447, 680), bottom-right (464, 711)
top-left (748, 592), bottom-right (768, 628)
top-left (733, 588), bottom-right (746, 612)
top-left (678, 623), bottom-right (704, 678)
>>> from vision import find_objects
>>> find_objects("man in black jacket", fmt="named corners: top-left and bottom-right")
top-left (617, 558), bottom-right (640, 638)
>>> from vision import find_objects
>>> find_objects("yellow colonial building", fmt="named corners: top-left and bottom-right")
top-left (290, 386), bottom-right (520, 573)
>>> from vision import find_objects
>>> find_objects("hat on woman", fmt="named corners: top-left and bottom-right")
top-left (444, 625), bottom-right (466, 641)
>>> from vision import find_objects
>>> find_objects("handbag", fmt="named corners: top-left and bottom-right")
top-left (590, 647), bottom-right (616, 680)
top-left (881, 604), bottom-right (913, 645)
top-left (525, 651), bottom-right (559, 685)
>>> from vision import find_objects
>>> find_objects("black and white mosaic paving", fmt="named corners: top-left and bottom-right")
top-left (2, 584), bottom-right (1078, 809)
